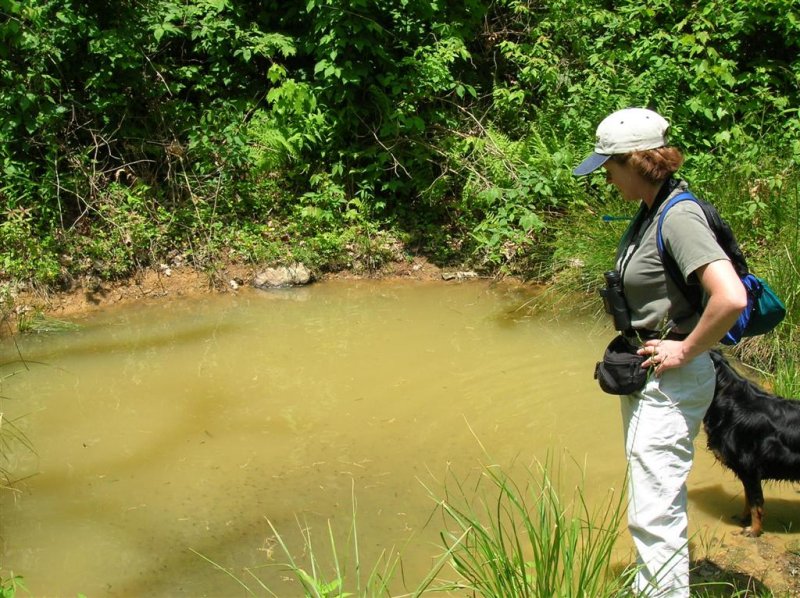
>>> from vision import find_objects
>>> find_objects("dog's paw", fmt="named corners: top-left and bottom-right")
top-left (741, 527), bottom-right (762, 538)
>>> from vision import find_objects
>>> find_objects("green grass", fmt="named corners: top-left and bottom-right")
top-left (254, 456), bottom-right (634, 597)
top-left (527, 192), bottom-right (635, 324)
top-left (424, 457), bottom-right (633, 598)
top-left (0, 572), bottom-right (26, 598)
top-left (16, 311), bottom-right (80, 335)
top-left (191, 481), bottom-right (443, 597)
top-left (721, 173), bottom-right (800, 396)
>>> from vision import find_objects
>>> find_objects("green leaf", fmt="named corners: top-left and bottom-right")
top-left (267, 64), bottom-right (286, 83)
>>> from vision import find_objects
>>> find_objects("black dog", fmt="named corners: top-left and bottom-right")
top-left (703, 350), bottom-right (800, 536)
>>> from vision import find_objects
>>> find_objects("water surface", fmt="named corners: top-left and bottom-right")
top-left (1, 279), bottom-right (795, 596)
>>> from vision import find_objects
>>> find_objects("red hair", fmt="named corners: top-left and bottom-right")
top-left (611, 147), bottom-right (684, 183)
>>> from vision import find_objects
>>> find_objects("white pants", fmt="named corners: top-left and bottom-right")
top-left (620, 352), bottom-right (715, 598)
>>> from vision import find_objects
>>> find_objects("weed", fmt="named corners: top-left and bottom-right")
top-left (424, 456), bottom-right (633, 598)
top-left (16, 311), bottom-right (79, 335)
top-left (191, 481), bottom-right (441, 597)
top-left (0, 572), bottom-right (26, 598)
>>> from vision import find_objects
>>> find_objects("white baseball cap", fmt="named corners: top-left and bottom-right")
top-left (572, 108), bottom-right (670, 176)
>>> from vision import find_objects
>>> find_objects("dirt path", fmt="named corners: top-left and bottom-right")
top-left (693, 530), bottom-right (800, 596)
top-left (8, 261), bottom-right (800, 596)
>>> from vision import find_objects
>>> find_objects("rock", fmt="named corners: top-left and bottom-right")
top-left (442, 271), bottom-right (478, 281)
top-left (253, 263), bottom-right (313, 288)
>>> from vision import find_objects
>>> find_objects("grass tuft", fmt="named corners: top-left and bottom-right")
top-left (424, 457), bottom-right (633, 598)
top-left (17, 311), bottom-right (80, 335)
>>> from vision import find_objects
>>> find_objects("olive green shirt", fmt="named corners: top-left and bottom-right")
top-left (616, 182), bottom-right (729, 333)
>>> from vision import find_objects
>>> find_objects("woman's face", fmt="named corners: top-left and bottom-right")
top-left (603, 160), bottom-right (639, 202)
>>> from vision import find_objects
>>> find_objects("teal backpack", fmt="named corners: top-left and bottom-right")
top-left (656, 192), bottom-right (786, 345)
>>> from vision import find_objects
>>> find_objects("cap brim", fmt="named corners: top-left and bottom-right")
top-left (572, 152), bottom-right (611, 176)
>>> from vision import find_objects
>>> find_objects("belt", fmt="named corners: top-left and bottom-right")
top-left (624, 329), bottom-right (688, 343)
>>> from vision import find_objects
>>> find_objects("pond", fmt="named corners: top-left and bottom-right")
top-left (0, 279), bottom-right (789, 596)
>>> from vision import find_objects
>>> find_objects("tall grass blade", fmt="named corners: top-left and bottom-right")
top-left (426, 456), bottom-right (629, 598)
top-left (188, 548), bottom-right (256, 596)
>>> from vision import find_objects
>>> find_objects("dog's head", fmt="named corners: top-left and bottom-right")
top-left (709, 349), bottom-right (744, 397)
top-left (709, 349), bottom-right (774, 402)
top-left (709, 349), bottom-right (729, 370)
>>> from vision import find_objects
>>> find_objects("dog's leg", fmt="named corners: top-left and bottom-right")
top-left (739, 496), bottom-right (752, 526)
top-left (748, 502), bottom-right (765, 537)
top-left (740, 475), bottom-right (765, 537)
top-left (733, 473), bottom-right (753, 526)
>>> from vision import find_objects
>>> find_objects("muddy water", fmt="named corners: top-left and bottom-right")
top-left (0, 279), bottom-right (796, 597)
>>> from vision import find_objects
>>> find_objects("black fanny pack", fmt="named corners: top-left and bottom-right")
top-left (594, 335), bottom-right (649, 395)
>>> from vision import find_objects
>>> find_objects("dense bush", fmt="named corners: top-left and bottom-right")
top-left (0, 0), bottom-right (797, 284)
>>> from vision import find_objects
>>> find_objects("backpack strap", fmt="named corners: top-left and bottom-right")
top-left (656, 192), bottom-right (703, 310)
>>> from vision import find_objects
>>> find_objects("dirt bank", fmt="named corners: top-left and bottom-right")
top-left (10, 257), bottom-right (449, 321)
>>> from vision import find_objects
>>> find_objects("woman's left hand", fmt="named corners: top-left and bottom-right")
top-left (638, 339), bottom-right (687, 376)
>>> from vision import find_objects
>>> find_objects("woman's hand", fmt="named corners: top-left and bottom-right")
top-left (639, 339), bottom-right (687, 376)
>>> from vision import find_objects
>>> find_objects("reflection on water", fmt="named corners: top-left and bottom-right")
top-left (0, 279), bottom-right (795, 596)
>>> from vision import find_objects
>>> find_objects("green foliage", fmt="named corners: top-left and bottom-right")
top-left (487, 0), bottom-right (800, 157)
top-left (65, 184), bottom-right (163, 280)
top-left (252, 81), bottom-right (328, 172)
top-left (261, 514), bottom-right (404, 598)
top-left (0, 208), bottom-right (61, 285)
top-left (544, 199), bottom-right (636, 317)
top-left (0, 571), bottom-right (25, 598)
top-left (0, 0), bottom-right (489, 282)
top-left (0, 0), bottom-right (299, 259)
top-left (430, 122), bottom-right (586, 273)
top-left (286, 0), bottom-right (484, 205)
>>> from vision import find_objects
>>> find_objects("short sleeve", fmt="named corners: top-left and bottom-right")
top-left (661, 201), bottom-right (729, 283)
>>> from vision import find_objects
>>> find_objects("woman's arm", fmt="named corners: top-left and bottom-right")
top-left (639, 259), bottom-right (748, 374)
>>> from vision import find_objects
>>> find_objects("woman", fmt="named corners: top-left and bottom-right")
top-left (573, 107), bottom-right (747, 597)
